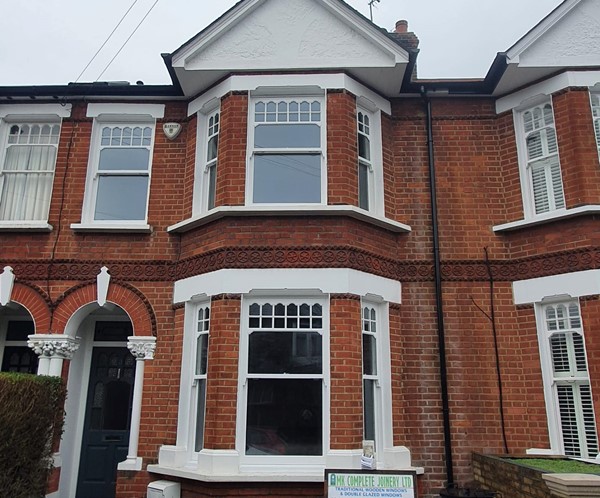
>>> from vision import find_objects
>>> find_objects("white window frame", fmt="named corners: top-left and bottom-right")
top-left (189, 302), bottom-right (211, 459)
top-left (514, 98), bottom-right (565, 219)
top-left (535, 299), bottom-right (599, 458)
top-left (0, 104), bottom-right (71, 229)
top-left (79, 104), bottom-right (163, 228)
top-left (361, 299), bottom-right (392, 467)
top-left (590, 91), bottom-right (600, 161)
top-left (246, 94), bottom-right (327, 207)
top-left (361, 301), bottom-right (380, 451)
top-left (356, 101), bottom-right (384, 216)
top-left (236, 294), bottom-right (330, 469)
top-left (155, 268), bottom-right (408, 479)
top-left (193, 103), bottom-right (220, 214)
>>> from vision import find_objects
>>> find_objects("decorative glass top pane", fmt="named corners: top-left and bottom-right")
top-left (248, 302), bottom-right (323, 329)
top-left (255, 100), bottom-right (321, 123)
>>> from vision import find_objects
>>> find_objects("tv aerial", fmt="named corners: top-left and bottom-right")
top-left (368, 0), bottom-right (381, 22)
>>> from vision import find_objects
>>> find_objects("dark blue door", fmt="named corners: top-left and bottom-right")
top-left (76, 323), bottom-right (135, 498)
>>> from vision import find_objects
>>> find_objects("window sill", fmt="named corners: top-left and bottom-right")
top-left (70, 222), bottom-right (152, 234)
top-left (167, 205), bottom-right (411, 234)
top-left (0, 222), bottom-right (53, 232)
top-left (146, 464), bottom-right (324, 483)
top-left (493, 205), bottom-right (600, 233)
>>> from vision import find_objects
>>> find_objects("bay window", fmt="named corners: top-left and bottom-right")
top-left (537, 301), bottom-right (599, 458)
top-left (357, 110), bottom-right (373, 211)
top-left (362, 304), bottom-right (378, 445)
top-left (240, 298), bottom-right (327, 458)
top-left (517, 101), bottom-right (565, 217)
top-left (591, 92), bottom-right (600, 157)
top-left (248, 98), bottom-right (325, 205)
top-left (194, 107), bottom-right (220, 213)
top-left (192, 304), bottom-right (210, 453)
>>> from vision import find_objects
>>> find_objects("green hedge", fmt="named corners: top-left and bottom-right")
top-left (0, 372), bottom-right (66, 498)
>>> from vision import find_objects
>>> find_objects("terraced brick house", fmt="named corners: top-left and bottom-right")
top-left (0, 0), bottom-right (599, 497)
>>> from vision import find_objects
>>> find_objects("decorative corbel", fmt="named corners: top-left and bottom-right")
top-left (127, 336), bottom-right (157, 360)
top-left (0, 266), bottom-right (15, 307)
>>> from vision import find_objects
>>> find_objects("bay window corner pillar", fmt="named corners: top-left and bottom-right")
top-left (27, 334), bottom-right (80, 376)
top-left (118, 335), bottom-right (156, 471)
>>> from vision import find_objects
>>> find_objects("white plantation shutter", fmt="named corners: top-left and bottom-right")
top-left (531, 163), bottom-right (550, 213)
top-left (581, 385), bottom-right (599, 456)
top-left (550, 333), bottom-right (570, 373)
top-left (522, 103), bottom-right (564, 215)
top-left (557, 384), bottom-right (581, 456)
top-left (557, 384), bottom-right (599, 457)
top-left (544, 302), bottom-right (599, 458)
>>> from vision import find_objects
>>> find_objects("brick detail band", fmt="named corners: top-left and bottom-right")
top-left (3, 246), bottom-right (600, 284)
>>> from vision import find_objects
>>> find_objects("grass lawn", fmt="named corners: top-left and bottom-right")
top-left (510, 458), bottom-right (600, 474)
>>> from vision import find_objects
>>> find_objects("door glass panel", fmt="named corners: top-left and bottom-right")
top-left (94, 322), bottom-right (133, 341)
top-left (103, 380), bottom-right (131, 430)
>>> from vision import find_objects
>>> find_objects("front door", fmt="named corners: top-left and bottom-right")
top-left (76, 323), bottom-right (135, 498)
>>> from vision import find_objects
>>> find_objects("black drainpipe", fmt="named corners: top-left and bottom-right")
top-left (421, 87), bottom-right (454, 489)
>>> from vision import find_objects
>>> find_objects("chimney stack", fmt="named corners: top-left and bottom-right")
top-left (395, 20), bottom-right (408, 34)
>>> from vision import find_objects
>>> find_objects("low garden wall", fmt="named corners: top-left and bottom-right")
top-left (472, 453), bottom-right (600, 498)
top-left (472, 453), bottom-right (553, 498)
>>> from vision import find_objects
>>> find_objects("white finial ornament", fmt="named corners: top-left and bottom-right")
top-left (0, 266), bottom-right (15, 307)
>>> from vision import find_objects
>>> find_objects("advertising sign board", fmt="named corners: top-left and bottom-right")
top-left (325, 470), bottom-right (417, 498)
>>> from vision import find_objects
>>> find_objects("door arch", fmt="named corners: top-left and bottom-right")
top-left (76, 321), bottom-right (135, 498)
top-left (59, 306), bottom-right (135, 498)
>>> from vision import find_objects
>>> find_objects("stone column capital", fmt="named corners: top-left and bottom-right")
top-left (127, 336), bottom-right (156, 360)
top-left (27, 334), bottom-right (80, 360)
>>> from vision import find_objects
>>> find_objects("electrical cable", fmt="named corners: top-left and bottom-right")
top-left (73, 0), bottom-right (142, 84)
top-left (484, 246), bottom-right (510, 455)
top-left (46, 121), bottom-right (77, 332)
top-left (471, 248), bottom-right (510, 454)
top-left (95, 0), bottom-right (161, 82)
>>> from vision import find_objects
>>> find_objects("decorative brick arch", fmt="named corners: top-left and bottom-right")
top-left (52, 280), bottom-right (157, 337)
top-left (9, 282), bottom-right (52, 332)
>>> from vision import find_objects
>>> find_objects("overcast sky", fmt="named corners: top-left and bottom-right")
top-left (0, 0), bottom-right (563, 86)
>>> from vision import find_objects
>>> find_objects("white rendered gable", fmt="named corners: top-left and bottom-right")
top-left (516, 0), bottom-right (600, 68)
top-left (494, 0), bottom-right (600, 96)
top-left (171, 0), bottom-right (409, 97)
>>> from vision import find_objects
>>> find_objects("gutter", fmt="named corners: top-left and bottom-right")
top-left (0, 82), bottom-right (182, 101)
top-left (421, 87), bottom-right (455, 488)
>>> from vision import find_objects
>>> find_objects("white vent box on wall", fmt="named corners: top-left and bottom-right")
top-left (147, 480), bottom-right (181, 498)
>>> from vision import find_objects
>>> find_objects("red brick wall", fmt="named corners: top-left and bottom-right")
top-left (581, 298), bottom-right (600, 428)
top-left (327, 90), bottom-right (359, 206)
top-left (203, 295), bottom-right (241, 450)
top-left (330, 296), bottom-right (363, 449)
top-left (216, 92), bottom-right (248, 207)
top-left (1, 84), bottom-right (600, 498)
top-left (554, 89), bottom-right (600, 207)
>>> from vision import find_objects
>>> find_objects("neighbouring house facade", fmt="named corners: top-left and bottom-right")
top-left (1, 0), bottom-right (600, 497)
